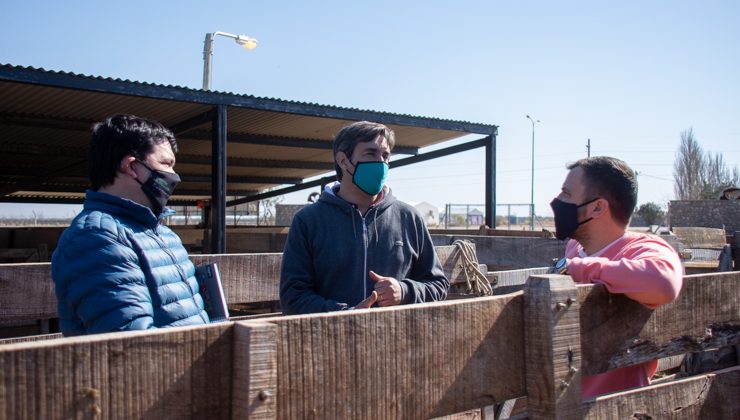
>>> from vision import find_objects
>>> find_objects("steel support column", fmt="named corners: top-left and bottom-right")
top-left (211, 105), bottom-right (227, 253)
top-left (485, 130), bottom-right (498, 227)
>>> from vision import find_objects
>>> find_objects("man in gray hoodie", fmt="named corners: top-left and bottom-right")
top-left (279, 121), bottom-right (449, 314)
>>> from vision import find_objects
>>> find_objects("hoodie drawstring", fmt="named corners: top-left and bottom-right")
top-left (373, 209), bottom-right (379, 245)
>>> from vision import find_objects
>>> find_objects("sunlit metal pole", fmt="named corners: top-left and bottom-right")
top-left (203, 33), bottom-right (215, 91)
top-left (526, 115), bottom-right (540, 231)
top-left (202, 31), bottom-right (258, 91)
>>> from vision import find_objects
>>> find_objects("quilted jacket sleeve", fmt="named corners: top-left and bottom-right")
top-left (52, 226), bottom-right (155, 335)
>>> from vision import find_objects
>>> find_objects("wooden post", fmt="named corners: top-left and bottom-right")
top-left (232, 321), bottom-right (277, 419)
top-left (524, 274), bottom-right (582, 419)
top-left (733, 231), bottom-right (740, 271)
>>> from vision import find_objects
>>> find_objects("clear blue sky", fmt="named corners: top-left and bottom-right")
top-left (1, 1), bottom-right (738, 219)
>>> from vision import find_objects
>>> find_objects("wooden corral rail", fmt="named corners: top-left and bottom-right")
top-left (1, 272), bottom-right (738, 419)
top-left (0, 244), bottom-right (48, 263)
top-left (0, 245), bottom-right (485, 328)
top-left (0, 323), bottom-right (236, 419)
top-left (432, 234), bottom-right (566, 271)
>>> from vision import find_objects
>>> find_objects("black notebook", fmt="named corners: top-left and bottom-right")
top-left (194, 262), bottom-right (230, 323)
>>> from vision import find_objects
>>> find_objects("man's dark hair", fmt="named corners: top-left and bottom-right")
top-left (333, 121), bottom-right (395, 181)
top-left (567, 156), bottom-right (638, 226)
top-left (89, 114), bottom-right (177, 190)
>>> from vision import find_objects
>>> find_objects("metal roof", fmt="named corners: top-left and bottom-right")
top-left (0, 64), bottom-right (497, 205)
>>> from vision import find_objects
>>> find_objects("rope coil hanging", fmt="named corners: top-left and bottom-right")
top-left (451, 239), bottom-right (493, 296)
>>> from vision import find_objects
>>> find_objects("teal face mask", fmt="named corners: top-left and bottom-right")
top-left (349, 160), bottom-right (388, 196)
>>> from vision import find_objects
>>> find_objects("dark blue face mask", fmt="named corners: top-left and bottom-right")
top-left (134, 160), bottom-right (181, 216)
top-left (550, 197), bottom-right (600, 240)
top-left (348, 160), bottom-right (388, 196)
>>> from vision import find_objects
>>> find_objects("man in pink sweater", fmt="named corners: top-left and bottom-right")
top-left (550, 156), bottom-right (683, 398)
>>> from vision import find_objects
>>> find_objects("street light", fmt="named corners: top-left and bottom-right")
top-left (202, 31), bottom-right (258, 91)
top-left (526, 115), bottom-right (540, 231)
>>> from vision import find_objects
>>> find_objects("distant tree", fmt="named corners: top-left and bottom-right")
top-left (635, 202), bottom-right (665, 226)
top-left (673, 128), bottom-right (739, 199)
top-left (702, 151), bottom-right (740, 198)
top-left (673, 128), bottom-right (705, 200)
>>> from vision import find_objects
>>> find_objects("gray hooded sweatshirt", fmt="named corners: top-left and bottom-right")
top-left (279, 184), bottom-right (449, 315)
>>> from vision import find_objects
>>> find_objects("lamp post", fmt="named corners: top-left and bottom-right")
top-left (202, 31), bottom-right (258, 91)
top-left (526, 115), bottom-right (540, 231)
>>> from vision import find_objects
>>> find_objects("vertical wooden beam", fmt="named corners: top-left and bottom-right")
top-left (524, 274), bottom-right (582, 419)
top-left (733, 231), bottom-right (740, 271)
top-left (232, 321), bottom-right (277, 419)
top-left (211, 105), bottom-right (227, 254)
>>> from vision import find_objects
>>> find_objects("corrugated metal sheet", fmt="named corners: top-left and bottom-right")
top-left (0, 64), bottom-right (496, 204)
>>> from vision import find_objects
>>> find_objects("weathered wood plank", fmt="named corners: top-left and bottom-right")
top-left (672, 226), bottom-right (727, 249)
top-left (488, 267), bottom-right (549, 295)
top-left (0, 323), bottom-right (234, 419)
top-left (0, 262), bottom-right (56, 321)
top-left (223, 232), bottom-right (287, 253)
top-left (683, 345), bottom-right (740, 375)
top-left (192, 245), bottom-right (466, 303)
top-left (582, 365), bottom-right (740, 419)
top-left (578, 271), bottom-right (740, 376)
top-left (432, 235), bottom-right (566, 270)
top-left (0, 254), bottom-right (285, 322)
top-left (268, 294), bottom-right (525, 419)
top-left (191, 253), bottom-right (283, 304)
top-left (0, 248), bottom-right (40, 259)
top-left (0, 332), bottom-right (63, 345)
top-left (1, 246), bottom-right (470, 323)
top-left (491, 267), bottom-right (549, 288)
top-left (684, 260), bottom-right (720, 275)
top-left (436, 244), bottom-right (472, 285)
top-left (524, 274), bottom-right (582, 419)
top-left (232, 321), bottom-right (277, 419)
top-left (656, 354), bottom-right (686, 373)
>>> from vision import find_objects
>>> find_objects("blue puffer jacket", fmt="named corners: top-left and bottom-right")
top-left (52, 190), bottom-right (209, 336)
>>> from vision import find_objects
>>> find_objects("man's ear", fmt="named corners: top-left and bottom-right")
top-left (591, 197), bottom-right (609, 218)
top-left (119, 155), bottom-right (138, 179)
top-left (336, 151), bottom-right (351, 172)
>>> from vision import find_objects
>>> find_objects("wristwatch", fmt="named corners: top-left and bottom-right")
top-left (551, 257), bottom-right (569, 275)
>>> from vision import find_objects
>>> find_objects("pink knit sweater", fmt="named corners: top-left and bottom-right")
top-left (565, 231), bottom-right (683, 398)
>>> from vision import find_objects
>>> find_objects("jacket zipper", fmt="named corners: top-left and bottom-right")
top-left (358, 207), bottom-right (376, 300)
top-left (362, 213), bottom-right (368, 298)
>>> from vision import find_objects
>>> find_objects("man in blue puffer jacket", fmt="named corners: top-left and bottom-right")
top-left (52, 114), bottom-right (209, 336)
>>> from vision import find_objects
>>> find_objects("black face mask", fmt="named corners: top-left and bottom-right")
top-left (134, 161), bottom-right (180, 216)
top-left (550, 197), bottom-right (600, 241)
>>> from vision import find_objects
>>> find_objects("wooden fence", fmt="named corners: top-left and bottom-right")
top-left (0, 245), bottom-right (504, 330)
top-left (1, 271), bottom-right (738, 419)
